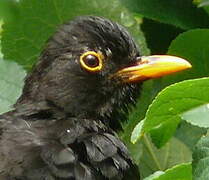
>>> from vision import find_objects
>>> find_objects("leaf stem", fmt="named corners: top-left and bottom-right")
top-left (143, 134), bottom-right (163, 170)
top-left (162, 142), bottom-right (170, 169)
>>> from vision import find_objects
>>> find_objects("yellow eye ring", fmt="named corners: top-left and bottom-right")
top-left (80, 51), bottom-right (104, 72)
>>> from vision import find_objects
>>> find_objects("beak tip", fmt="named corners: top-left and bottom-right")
top-left (174, 57), bottom-right (192, 70)
top-left (175, 59), bottom-right (191, 70)
top-left (185, 61), bottom-right (192, 69)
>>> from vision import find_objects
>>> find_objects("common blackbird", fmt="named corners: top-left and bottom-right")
top-left (0, 16), bottom-right (191, 180)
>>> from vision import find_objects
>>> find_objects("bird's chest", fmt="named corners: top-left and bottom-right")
top-left (0, 119), bottom-right (57, 177)
top-left (0, 138), bottom-right (41, 177)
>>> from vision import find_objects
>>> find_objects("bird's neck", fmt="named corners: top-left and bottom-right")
top-left (14, 83), bottom-right (141, 131)
top-left (13, 96), bottom-right (125, 131)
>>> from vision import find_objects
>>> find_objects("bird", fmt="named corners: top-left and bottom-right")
top-left (0, 16), bottom-right (191, 180)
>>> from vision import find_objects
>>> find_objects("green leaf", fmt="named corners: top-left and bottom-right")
top-left (0, 58), bottom-right (26, 114)
top-left (0, 0), bottom-right (18, 21)
top-left (193, 135), bottom-right (209, 180)
top-left (138, 136), bottom-right (191, 178)
top-left (0, 20), bottom-right (3, 59)
top-left (144, 163), bottom-right (192, 180)
top-left (131, 119), bottom-right (144, 144)
top-left (142, 77), bottom-right (209, 148)
top-left (2, 0), bottom-right (149, 70)
top-left (182, 104), bottom-right (209, 128)
top-left (144, 171), bottom-right (164, 180)
top-left (175, 121), bottom-right (207, 150)
top-left (120, 0), bottom-right (209, 30)
top-left (152, 163), bottom-right (192, 180)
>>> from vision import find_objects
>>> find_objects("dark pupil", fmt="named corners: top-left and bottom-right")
top-left (84, 54), bottom-right (99, 67)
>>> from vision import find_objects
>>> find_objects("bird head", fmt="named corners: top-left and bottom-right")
top-left (17, 16), bottom-right (191, 127)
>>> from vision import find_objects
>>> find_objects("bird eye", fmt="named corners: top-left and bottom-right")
top-left (83, 54), bottom-right (99, 67)
top-left (80, 51), bottom-right (103, 72)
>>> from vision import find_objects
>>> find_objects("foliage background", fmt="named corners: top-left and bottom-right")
top-left (0, 0), bottom-right (209, 179)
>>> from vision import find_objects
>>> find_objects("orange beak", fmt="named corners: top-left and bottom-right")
top-left (115, 55), bottom-right (192, 83)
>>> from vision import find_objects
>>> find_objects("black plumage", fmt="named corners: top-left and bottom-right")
top-left (0, 16), bottom-right (142, 179)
